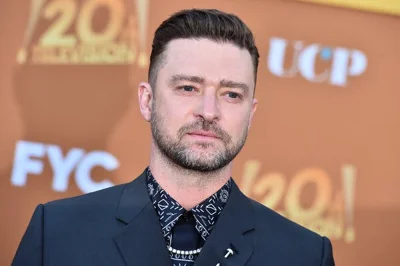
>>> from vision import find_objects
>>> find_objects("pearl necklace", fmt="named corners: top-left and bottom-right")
top-left (167, 245), bottom-right (202, 255)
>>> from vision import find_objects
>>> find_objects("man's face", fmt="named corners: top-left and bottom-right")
top-left (148, 38), bottom-right (257, 172)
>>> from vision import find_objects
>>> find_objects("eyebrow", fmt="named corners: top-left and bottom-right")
top-left (220, 79), bottom-right (249, 92)
top-left (169, 74), bottom-right (205, 85)
top-left (169, 74), bottom-right (249, 92)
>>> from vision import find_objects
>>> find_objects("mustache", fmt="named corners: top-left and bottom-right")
top-left (178, 120), bottom-right (231, 143)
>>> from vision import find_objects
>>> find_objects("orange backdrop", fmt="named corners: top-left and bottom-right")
top-left (0, 0), bottom-right (399, 265)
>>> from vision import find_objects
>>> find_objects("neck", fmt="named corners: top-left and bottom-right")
top-left (148, 142), bottom-right (232, 210)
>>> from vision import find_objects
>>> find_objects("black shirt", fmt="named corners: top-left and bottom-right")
top-left (146, 167), bottom-right (232, 266)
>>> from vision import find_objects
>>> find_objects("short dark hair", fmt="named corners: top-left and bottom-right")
top-left (148, 8), bottom-right (260, 89)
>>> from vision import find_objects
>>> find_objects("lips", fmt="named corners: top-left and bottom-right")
top-left (187, 131), bottom-right (219, 139)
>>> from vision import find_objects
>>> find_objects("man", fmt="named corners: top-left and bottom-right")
top-left (12, 9), bottom-right (335, 266)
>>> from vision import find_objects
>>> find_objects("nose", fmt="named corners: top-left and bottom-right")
top-left (193, 95), bottom-right (221, 122)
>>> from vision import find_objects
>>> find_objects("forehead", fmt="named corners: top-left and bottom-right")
top-left (158, 38), bottom-right (255, 88)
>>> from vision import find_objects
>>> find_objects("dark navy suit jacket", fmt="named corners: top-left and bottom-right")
top-left (12, 169), bottom-right (335, 266)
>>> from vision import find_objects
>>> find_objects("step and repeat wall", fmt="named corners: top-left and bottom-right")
top-left (0, 0), bottom-right (399, 265)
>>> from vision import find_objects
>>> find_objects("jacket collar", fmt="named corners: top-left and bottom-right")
top-left (113, 168), bottom-right (255, 266)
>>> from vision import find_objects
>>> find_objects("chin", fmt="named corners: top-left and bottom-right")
top-left (186, 153), bottom-right (223, 165)
top-left (188, 146), bottom-right (222, 157)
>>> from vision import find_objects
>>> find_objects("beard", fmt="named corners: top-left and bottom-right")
top-left (150, 106), bottom-right (248, 172)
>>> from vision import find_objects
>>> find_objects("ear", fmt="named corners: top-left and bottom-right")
top-left (138, 82), bottom-right (153, 122)
top-left (248, 97), bottom-right (258, 130)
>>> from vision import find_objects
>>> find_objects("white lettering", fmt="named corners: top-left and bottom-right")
top-left (330, 48), bottom-right (367, 86)
top-left (47, 145), bottom-right (85, 192)
top-left (267, 37), bottom-right (299, 78)
top-left (11, 141), bottom-right (118, 193)
top-left (267, 37), bottom-right (368, 86)
top-left (11, 141), bottom-right (45, 186)
top-left (298, 44), bottom-right (330, 83)
top-left (75, 151), bottom-right (117, 193)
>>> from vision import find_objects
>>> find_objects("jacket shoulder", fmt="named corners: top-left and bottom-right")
top-left (41, 182), bottom-right (129, 223)
top-left (45, 182), bottom-right (127, 208)
top-left (248, 199), bottom-right (334, 265)
top-left (250, 199), bottom-right (323, 240)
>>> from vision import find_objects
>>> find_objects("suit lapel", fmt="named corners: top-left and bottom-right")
top-left (113, 170), bottom-right (171, 266)
top-left (112, 171), bottom-right (256, 266)
top-left (195, 180), bottom-right (255, 266)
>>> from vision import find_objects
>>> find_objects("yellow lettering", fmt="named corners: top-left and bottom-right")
top-left (285, 168), bottom-right (332, 222)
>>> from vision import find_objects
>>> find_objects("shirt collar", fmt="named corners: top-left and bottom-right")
top-left (146, 167), bottom-right (232, 242)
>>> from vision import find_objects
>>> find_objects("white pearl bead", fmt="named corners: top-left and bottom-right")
top-left (167, 245), bottom-right (203, 255)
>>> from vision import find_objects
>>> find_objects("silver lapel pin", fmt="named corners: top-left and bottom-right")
top-left (216, 248), bottom-right (234, 266)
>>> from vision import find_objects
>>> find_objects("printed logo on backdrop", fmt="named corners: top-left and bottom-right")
top-left (16, 0), bottom-right (149, 66)
top-left (267, 37), bottom-right (368, 87)
top-left (239, 160), bottom-right (356, 243)
top-left (10, 0), bottom-right (150, 193)
top-left (11, 140), bottom-right (117, 194)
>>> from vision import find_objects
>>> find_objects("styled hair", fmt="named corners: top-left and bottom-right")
top-left (148, 8), bottom-right (260, 88)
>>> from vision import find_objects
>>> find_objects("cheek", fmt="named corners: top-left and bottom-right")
top-left (165, 93), bottom-right (195, 120)
top-left (223, 110), bottom-right (251, 136)
top-left (154, 97), bottom-right (191, 132)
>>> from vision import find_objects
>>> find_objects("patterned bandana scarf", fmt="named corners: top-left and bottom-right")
top-left (146, 168), bottom-right (232, 266)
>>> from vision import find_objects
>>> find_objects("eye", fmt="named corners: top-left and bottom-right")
top-left (180, 85), bottom-right (195, 92)
top-left (227, 92), bottom-right (242, 99)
